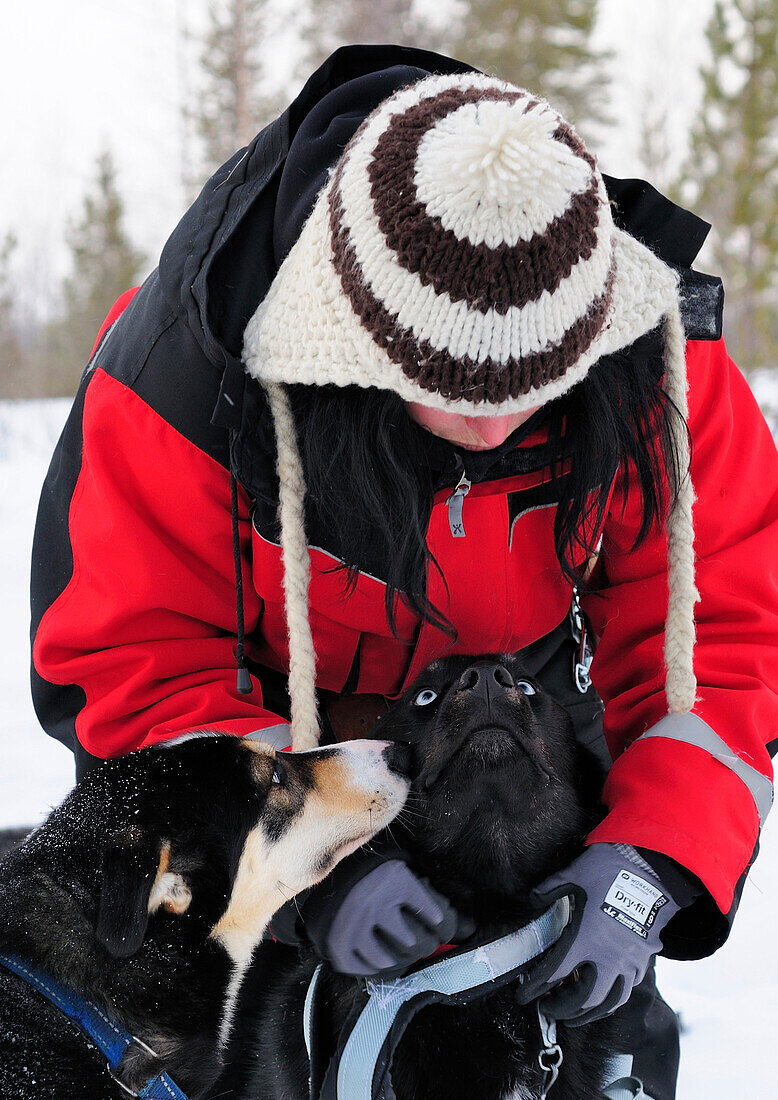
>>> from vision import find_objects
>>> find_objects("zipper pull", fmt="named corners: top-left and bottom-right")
top-left (447, 467), bottom-right (472, 538)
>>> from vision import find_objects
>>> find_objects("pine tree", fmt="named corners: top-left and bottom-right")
top-left (442, 0), bottom-right (611, 138)
top-left (637, 84), bottom-right (674, 195)
top-left (46, 150), bottom-right (145, 395)
top-left (194, 0), bottom-right (284, 178)
top-left (302, 0), bottom-right (437, 67)
top-left (682, 0), bottom-right (778, 372)
top-left (0, 232), bottom-right (26, 398)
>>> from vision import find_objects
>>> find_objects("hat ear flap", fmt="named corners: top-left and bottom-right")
top-left (95, 828), bottom-right (163, 958)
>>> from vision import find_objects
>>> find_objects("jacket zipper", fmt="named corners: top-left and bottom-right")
top-left (447, 461), bottom-right (472, 538)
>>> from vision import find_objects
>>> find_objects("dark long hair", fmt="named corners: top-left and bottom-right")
top-left (290, 327), bottom-right (687, 637)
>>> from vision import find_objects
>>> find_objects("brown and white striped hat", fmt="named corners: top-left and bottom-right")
top-left (243, 73), bottom-right (696, 750)
top-left (244, 72), bottom-right (682, 413)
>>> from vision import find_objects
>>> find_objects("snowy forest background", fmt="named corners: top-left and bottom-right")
top-left (1, 1), bottom-right (778, 1096)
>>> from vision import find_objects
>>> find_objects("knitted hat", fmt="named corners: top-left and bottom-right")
top-left (243, 73), bottom-right (697, 749)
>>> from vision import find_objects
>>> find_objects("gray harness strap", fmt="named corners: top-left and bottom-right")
top-left (602, 1077), bottom-right (654, 1100)
top-left (303, 965), bottom-right (323, 1062)
top-left (304, 897), bottom-right (571, 1100)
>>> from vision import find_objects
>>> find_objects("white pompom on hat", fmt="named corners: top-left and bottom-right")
top-left (243, 73), bottom-right (697, 750)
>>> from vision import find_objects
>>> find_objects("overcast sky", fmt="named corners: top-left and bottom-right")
top-left (0, 0), bottom-right (715, 322)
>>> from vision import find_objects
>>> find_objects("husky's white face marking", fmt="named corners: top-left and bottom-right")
top-left (210, 740), bottom-right (408, 967)
top-left (211, 739), bottom-right (407, 1046)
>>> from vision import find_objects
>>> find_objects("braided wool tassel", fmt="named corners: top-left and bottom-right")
top-left (264, 382), bottom-right (320, 749)
top-left (661, 305), bottom-right (699, 713)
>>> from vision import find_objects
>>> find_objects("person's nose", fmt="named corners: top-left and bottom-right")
top-left (464, 415), bottom-right (517, 448)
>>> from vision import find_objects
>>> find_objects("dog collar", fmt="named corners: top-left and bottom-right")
top-left (0, 952), bottom-right (188, 1099)
top-left (304, 896), bottom-right (571, 1100)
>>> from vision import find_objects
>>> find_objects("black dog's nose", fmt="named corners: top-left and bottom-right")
top-left (458, 662), bottom-right (514, 705)
top-left (382, 741), bottom-right (413, 776)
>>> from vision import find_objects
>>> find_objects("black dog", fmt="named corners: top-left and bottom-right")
top-left (0, 734), bottom-right (409, 1099)
top-left (226, 655), bottom-right (620, 1100)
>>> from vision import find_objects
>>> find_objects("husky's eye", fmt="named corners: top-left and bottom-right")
top-left (516, 680), bottom-right (536, 696)
top-left (413, 688), bottom-right (439, 707)
top-left (271, 764), bottom-right (285, 786)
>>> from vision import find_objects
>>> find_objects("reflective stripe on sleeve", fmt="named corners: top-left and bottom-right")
top-left (244, 724), bottom-right (293, 751)
top-left (638, 712), bottom-right (773, 826)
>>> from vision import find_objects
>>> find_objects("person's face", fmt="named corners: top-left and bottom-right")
top-left (405, 403), bottom-right (540, 451)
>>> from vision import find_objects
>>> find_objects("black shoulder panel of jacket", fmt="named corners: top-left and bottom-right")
top-left (676, 269), bottom-right (725, 341)
top-left (604, 176), bottom-right (710, 267)
top-left (604, 175), bottom-right (724, 341)
top-left (91, 271), bottom-right (233, 470)
top-left (30, 375), bottom-right (89, 753)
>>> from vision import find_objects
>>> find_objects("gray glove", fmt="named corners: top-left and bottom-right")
top-left (515, 843), bottom-right (681, 1025)
top-left (305, 859), bottom-right (472, 977)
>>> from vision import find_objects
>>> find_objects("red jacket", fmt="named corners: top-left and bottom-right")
top-left (29, 48), bottom-right (777, 954)
top-left (32, 322), bottom-right (777, 915)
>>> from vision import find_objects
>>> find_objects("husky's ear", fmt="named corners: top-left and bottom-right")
top-left (95, 830), bottom-right (191, 957)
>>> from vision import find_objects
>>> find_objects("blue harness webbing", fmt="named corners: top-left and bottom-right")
top-left (0, 952), bottom-right (188, 1099)
top-left (304, 897), bottom-right (571, 1100)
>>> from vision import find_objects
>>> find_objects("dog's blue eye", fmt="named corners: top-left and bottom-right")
top-left (413, 688), bottom-right (439, 707)
top-left (516, 680), bottom-right (536, 696)
top-left (271, 768), bottom-right (283, 785)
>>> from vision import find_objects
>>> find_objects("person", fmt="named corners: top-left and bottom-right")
top-left (30, 45), bottom-right (777, 1100)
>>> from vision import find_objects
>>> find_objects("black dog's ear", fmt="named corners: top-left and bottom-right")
top-left (96, 828), bottom-right (159, 957)
top-left (95, 829), bottom-right (191, 958)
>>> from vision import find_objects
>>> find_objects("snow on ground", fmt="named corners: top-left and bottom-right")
top-left (0, 399), bottom-right (75, 822)
top-left (1, 384), bottom-right (778, 1097)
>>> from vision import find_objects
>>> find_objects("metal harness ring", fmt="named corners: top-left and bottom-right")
top-left (537, 1004), bottom-right (564, 1098)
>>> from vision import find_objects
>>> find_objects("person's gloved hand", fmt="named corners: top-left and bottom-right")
top-left (514, 843), bottom-right (681, 1026)
top-left (303, 859), bottom-right (473, 976)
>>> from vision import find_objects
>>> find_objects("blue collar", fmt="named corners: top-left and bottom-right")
top-left (0, 952), bottom-right (188, 1099)
top-left (304, 897), bottom-right (571, 1100)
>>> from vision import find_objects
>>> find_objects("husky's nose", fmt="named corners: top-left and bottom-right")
top-left (458, 662), bottom-right (514, 706)
top-left (382, 741), bottom-right (412, 776)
